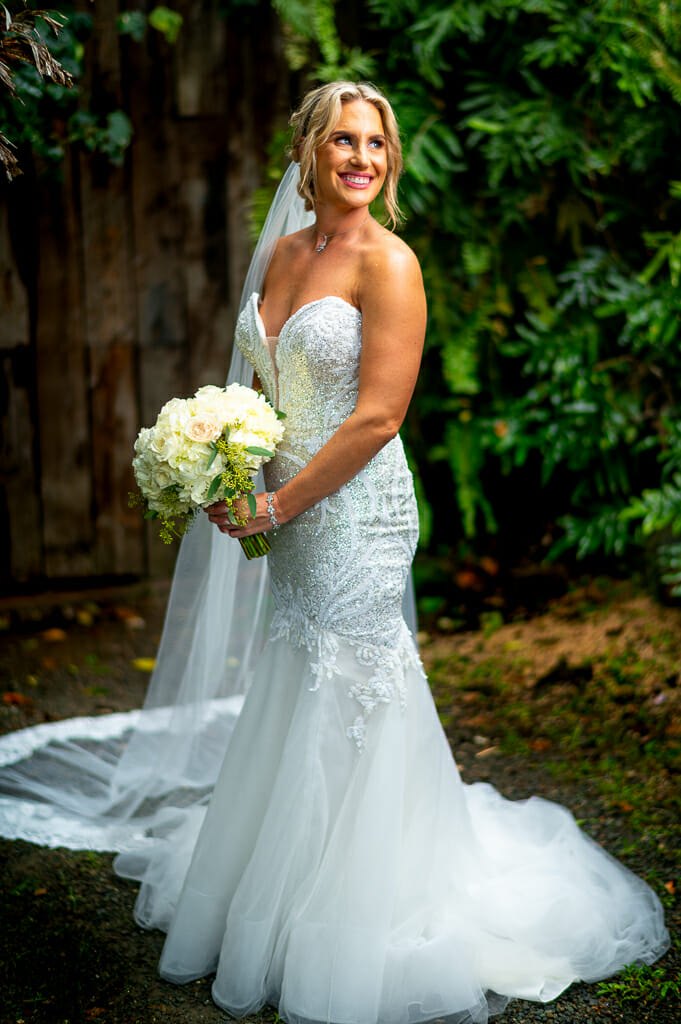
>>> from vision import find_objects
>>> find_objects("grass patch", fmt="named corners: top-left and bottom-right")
top-left (598, 945), bottom-right (681, 1006)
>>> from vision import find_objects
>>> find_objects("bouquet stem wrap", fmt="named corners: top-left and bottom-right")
top-left (239, 534), bottom-right (271, 560)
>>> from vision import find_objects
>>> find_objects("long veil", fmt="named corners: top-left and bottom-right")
top-left (0, 162), bottom-right (417, 856)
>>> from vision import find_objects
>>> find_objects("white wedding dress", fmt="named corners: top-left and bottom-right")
top-left (0, 291), bottom-right (669, 1024)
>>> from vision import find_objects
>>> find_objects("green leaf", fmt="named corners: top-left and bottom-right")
top-left (116, 10), bottom-right (146, 41)
top-left (148, 6), bottom-right (183, 45)
top-left (106, 110), bottom-right (133, 150)
top-left (245, 446), bottom-right (274, 457)
top-left (465, 117), bottom-right (505, 134)
top-left (246, 492), bottom-right (257, 518)
top-left (206, 445), bottom-right (219, 469)
top-left (206, 474), bottom-right (224, 502)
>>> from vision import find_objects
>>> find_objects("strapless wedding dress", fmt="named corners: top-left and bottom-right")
top-left (137, 294), bottom-right (668, 1021)
top-left (0, 294), bottom-right (669, 1024)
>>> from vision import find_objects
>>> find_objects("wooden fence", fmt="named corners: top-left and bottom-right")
top-left (0, 0), bottom-right (292, 590)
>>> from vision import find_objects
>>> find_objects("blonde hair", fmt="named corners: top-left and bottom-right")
top-left (289, 81), bottom-right (403, 229)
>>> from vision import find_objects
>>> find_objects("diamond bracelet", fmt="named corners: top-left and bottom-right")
top-left (266, 492), bottom-right (280, 531)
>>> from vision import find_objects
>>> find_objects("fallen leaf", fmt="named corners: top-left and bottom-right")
top-left (76, 609), bottom-right (94, 627)
top-left (42, 627), bottom-right (67, 643)
top-left (475, 746), bottom-right (500, 758)
top-left (455, 569), bottom-right (484, 591)
top-left (132, 657), bottom-right (156, 672)
top-left (33, 887), bottom-right (47, 896)
top-left (530, 738), bottom-right (552, 752)
top-left (479, 556), bottom-right (500, 576)
top-left (41, 657), bottom-right (57, 671)
top-left (617, 801), bottom-right (634, 813)
top-left (462, 715), bottom-right (492, 730)
top-left (664, 880), bottom-right (676, 895)
top-left (114, 605), bottom-right (140, 621)
top-left (2, 691), bottom-right (34, 707)
top-left (461, 691), bottom-right (481, 705)
top-left (124, 615), bottom-right (146, 630)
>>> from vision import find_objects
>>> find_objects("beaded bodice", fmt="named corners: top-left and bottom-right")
top-left (235, 293), bottom-right (421, 749)
top-left (236, 293), bottom-right (364, 466)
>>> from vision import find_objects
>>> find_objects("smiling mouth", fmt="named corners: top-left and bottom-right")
top-left (339, 174), bottom-right (373, 186)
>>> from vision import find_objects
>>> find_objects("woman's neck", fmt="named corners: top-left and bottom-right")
top-left (312, 205), bottom-right (371, 253)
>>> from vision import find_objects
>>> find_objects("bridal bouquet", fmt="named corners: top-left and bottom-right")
top-left (130, 384), bottom-right (285, 559)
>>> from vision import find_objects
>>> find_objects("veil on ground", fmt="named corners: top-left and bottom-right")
top-left (0, 162), bottom-right (417, 856)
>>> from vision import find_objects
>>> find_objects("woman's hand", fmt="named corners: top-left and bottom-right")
top-left (205, 492), bottom-right (283, 538)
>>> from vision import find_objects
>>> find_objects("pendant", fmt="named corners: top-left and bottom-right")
top-left (315, 235), bottom-right (328, 253)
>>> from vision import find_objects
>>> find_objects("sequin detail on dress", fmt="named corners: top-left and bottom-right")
top-left (236, 293), bottom-right (421, 750)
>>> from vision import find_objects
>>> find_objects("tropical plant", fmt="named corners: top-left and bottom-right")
top-left (271, 0), bottom-right (681, 576)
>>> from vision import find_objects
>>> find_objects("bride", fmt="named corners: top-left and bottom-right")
top-left (0, 81), bottom-right (669, 1023)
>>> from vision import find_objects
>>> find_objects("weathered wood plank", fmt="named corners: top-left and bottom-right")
top-left (34, 153), bottom-right (94, 578)
top-left (89, 343), bottom-right (145, 575)
top-left (175, 0), bottom-right (229, 118)
top-left (0, 198), bottom-right (30, 351)
top-left (124, 27), bottom-right (188, 577)
top-left (0, 348), bottom-right (42, 583)
top-left (179, 119), bottom-right (232, 389)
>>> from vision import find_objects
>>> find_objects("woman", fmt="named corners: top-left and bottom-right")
top-left (138, 83), bottom-right (669, 1021)
top-left (0, 81), bottom-right (669, 1023)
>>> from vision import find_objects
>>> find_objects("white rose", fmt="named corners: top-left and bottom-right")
top-left (194, 385), bottom-right (225, 402)
top-left (150, 463), bottom-right (176, 491)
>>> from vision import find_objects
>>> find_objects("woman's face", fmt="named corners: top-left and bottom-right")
top-left (314, 99), bottom-right (388, 213)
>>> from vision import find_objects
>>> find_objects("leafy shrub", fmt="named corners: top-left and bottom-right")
top-left (274, 0), bottom-right (681, 573)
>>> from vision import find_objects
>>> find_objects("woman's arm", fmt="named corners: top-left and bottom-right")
top-left (211, 240), bottom-right (426, 537)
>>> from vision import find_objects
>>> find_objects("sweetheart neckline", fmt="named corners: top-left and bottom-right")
top-left (252, 293), bottom-right (361, 340)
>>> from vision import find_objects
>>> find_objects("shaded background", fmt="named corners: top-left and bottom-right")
top-left (1, 0), bottom-right (680, 617)
top-left (1, 0), bottom-right (295, 585)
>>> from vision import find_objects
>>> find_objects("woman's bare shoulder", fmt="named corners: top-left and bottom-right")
top-left (273, 227), bottom-right (311, 261)
top-left (262, 228), bottom-right (311, 296)
top-left (360, 226), bottom-right (424, 299)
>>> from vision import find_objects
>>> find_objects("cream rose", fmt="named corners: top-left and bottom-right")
top-left (184, 414), bottom-right (222, 444)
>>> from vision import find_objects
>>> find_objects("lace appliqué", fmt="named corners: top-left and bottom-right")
top-left (270, 603), bottom-right (341, 688)
top-left (269, 605), bottom-right (422, 752)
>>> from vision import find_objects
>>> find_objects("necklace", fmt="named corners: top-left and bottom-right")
top-left (313, 215), bottom-right (370, 253)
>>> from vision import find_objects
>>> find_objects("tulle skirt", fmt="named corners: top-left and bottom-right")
top-left (115, 629), bottom-right (670, 1024)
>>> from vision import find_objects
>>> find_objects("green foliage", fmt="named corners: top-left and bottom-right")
top-left (117, 6), bottom-right (183, 45)
top-left (0, 1), bottom-right (74, 175)
top-left (273, 0), bottom-right (376, 78)
top-left (0, 3), bottom-right (182, 176)
top-left (273, 0), bottom-right (681, 570)
top-left (597, 953), bottom-right (681, 1005)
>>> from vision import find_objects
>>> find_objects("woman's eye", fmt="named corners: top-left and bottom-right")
top-left (369, 139), bottom-right (384, 148)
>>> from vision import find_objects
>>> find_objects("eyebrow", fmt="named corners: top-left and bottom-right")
top-left (331, 129), bottom-right (386, 139)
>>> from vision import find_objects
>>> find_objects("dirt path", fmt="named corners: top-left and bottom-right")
top-left (0, 577), bottom-right (679, 1023)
